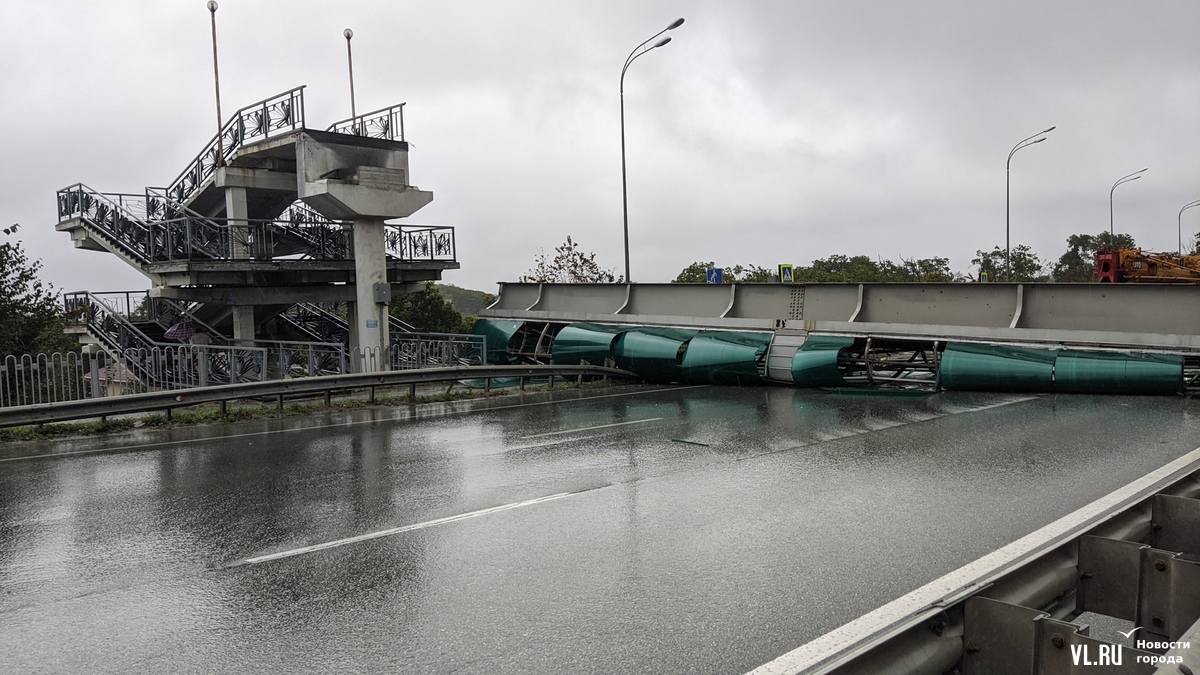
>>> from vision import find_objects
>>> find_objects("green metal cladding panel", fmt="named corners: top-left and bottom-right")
top-left (471, 319), bottom-right (525, 365)
top-left (551, 323), bottom-right (624, 366)
top-left (680, 331), bottom-right (773, 385)
top-left (1054, 351), bottom-right (1183, 394)
top-left (790, 335), bottom-right (856, 388)
top-left (939, 343), bottom-right (1057, 392)
top-left (613, 327), bottom-right (699, 383)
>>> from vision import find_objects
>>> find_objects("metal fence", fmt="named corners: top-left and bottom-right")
top-left (0, 344), bottom-right (267, 408)
top-left (2, 333), bottom-right (486, 410)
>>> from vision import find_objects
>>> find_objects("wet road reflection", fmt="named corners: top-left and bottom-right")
top-left (2, 386), bottom-right (1198, 674)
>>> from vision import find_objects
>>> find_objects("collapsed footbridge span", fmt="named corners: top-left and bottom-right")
top-left (476, 281), bottom-right (1200, 394)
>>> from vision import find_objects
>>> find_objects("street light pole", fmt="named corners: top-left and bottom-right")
top-left (344, 29), bottom-right (357, 131)
top-left (620, 18), bottom-right (684, 284)
top-left (207, 1), bottom-right (225, 166)
top-left (1179, 199), bottom-right (1200, 256)
top-left (1109, 168), bottom-right (1148, 240)
top-left (1005, 126), bottom-right (1054, 281)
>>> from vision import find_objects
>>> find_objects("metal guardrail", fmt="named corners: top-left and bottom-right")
top-left (326, 103), bottom-right (405, 141)
top-left (0, 364), bottom-right (639, 429)
top-left (749, 449), bottom-right (1200, 674)
top-left (166, 86), bottom-right (306, 205)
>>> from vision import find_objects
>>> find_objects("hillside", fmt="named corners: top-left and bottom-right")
top-left (435, 284), bottom-right (495, 316)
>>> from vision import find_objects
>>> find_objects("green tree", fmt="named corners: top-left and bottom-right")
top-left (677, 256), bottom-right (960, 284)
top-left (1050, 232), bottom-right (1136, 281)
top-left (795, 255), bottom-right (885, 282)
top-left (899, 256), bottom-right (953, 282)
top-left (389, 282), bottom-right (467, 333)
top-left (972, 245), bottom-right (1044, 282)
top-left (673, 261), bottom-right (716, 283)
top-left (1, 225), bottom-right (77, 357)
top-left (673, 261), bottom-right (775, 283)
top-left (520, 235), bottom-right (619, 283)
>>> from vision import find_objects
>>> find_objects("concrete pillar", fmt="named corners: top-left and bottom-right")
top-left (225, 185), bottom-right (250, 259)
top-left (224, 183), bottom-right (255, 342)
top-left (351, 218), bottom-right (391, 371)
top-left (231, 306), bottom-right (256, 342)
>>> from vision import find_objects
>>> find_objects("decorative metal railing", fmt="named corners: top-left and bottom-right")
top-left (166, 86), bottom-right (306, 205)
top-left (63, 291), bottom-right (267, 389)
top-left (56, 185), bottom-right (156, 264)
top-left (276, 201), bottom-right (349, 259)
top-left (326, 103), bottom-right (405, 141)
top-left (232, 339), bottom-right (348, 379)
top-left (61, 185), bottom-right (414, 263)
top-left (388, 333), bottom-right (486, 370)
top-left (348, 334), bottom-right (486, 373)
top-left (385, 224), bottom-right (456, 262)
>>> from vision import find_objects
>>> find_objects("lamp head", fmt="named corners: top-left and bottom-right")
top-left (668, 18), bottom-right (685, 30)
top-left (207, 1), bottom-right (218, 12)
top-left (344, 28), bottom-right (353, 39)
top-left (654, 36), bottom-right (672, 48)
top-left (1042, 126), bottom-right (1056, 133)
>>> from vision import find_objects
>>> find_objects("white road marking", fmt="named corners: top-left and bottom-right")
top-left (519, 417), bottom-right (665, 439)
top-left (959, 395), bottom-right (1040, 412)
top-left (0, 385), bottom-right (710, 463)
top-left (235, 489), bottom-right (590, 566)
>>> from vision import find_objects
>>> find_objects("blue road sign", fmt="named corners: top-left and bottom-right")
top-left (779, 264), bottom-right (794, 283)
top-left (706, 267), bottom-right (724, 284)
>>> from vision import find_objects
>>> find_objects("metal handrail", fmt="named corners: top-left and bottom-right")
top-left (326, 102), bottom-right (405, 141)
top-left (62, 291), bottom-right (268, 389)
top-left (165, 86), bottom-right (306, 205)
top-left (384, 223), bottom-right (456, 262)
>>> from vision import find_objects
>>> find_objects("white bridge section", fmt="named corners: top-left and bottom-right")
top-left (481, 282), bottom-right (1200, 353)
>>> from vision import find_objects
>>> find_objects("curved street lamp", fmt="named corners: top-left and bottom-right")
top-left (1179, 199), bottom-right (1200, 256)
top-left (1109, 168), bottom-right (1147, 239)
top-left (620, 18), bottom-right (684, 283)
top-left (1006, 126), bottom-right (1054, 281)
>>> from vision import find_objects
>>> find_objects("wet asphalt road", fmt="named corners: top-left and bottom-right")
top-left (2, 385), bottom-right (1200, 674)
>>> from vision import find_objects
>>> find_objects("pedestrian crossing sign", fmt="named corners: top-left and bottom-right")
top-left (778, 264), bottom-right (794, 283)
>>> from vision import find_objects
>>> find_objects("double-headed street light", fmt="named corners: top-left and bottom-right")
top-left (620, 18), bottom-right (684, 283)
top-left (1109, 168), bottom-right (1148, 239)
top-left (1006, 126), bottom-right (1054, 281)
top-left (1179, 199), bottom-right (1200, 256)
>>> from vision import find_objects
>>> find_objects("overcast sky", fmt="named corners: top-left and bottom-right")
top-left (2, 1), bottom-right (1197, 294)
